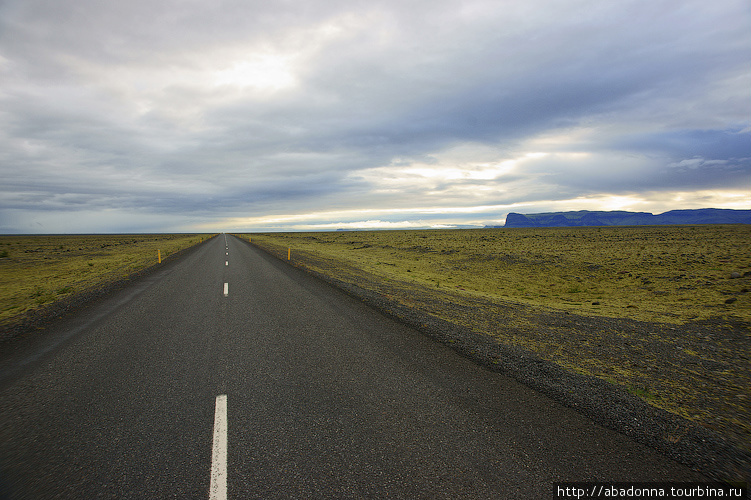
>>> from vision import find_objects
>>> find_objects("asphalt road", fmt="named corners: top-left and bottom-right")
top-left (0, 234), bottom-right (707, 498)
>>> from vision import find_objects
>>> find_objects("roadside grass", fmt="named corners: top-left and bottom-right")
top-left (241, 225), bottom-right (750, 324)
top-left (240, 226), bottom-right (751, 453)
top-left (0, 234), bottom-right (212, 326)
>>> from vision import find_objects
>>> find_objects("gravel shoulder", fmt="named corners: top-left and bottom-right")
top-left (249, 239), bottom-right (750, 483)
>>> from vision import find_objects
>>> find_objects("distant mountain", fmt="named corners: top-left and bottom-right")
top-left (500, 209), bottom-right (751, 228)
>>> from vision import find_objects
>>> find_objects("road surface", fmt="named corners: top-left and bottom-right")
top-left (0, 234), bottom-right (706, 498)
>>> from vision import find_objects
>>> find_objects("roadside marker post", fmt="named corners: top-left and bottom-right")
top-left (158, 249), bottom-right (161, 263)
top-left (288, 247), bottom-right (291, 260)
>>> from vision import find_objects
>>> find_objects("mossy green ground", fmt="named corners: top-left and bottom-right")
top-left (244, 225), bottom-right (750, 324)
top-left (0, 234), bottom-right (211, 326)
top-left (243, 226), bottom-right (751, 453)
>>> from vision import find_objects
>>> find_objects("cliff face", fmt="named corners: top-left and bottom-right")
top-left (503, 212), bottom-right (537, 227)
top-left (502, 209), bottom-right (751, 228)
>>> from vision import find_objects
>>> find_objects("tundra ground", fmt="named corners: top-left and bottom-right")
top-left (0, 234), bottom-right (211, 329)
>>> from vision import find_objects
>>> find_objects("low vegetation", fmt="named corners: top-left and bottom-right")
top-left (241, 225), bottom-right (751, 454)
top-left (0, 234), bottom-right (211, 327)
top-left (242, 225), bottom-right (750, 324)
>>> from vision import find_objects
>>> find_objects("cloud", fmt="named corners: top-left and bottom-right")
top-left (0, 0), bottom-right (749, 232)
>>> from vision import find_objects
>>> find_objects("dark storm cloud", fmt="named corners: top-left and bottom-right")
top-left (616, 128), bottom-right (751, 161)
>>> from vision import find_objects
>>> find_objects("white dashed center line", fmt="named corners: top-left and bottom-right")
top-left (223, 283), bottom-right (228, 297)
top-left (209, 394), bottom-right (228, 500)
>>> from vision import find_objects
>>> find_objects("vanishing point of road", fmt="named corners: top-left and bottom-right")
top-left (0, 235), bottom-right (706, 498)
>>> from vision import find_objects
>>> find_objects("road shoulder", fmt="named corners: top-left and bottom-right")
top-left (246, 238), bottom-right (751, 483)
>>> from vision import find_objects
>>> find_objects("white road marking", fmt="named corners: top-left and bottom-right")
top-left (225, 261), bottom-right (228, 266)
top-left (209, 394), bottom-right (228, 500)
top-left (223, 283), bottom-right (228, 296)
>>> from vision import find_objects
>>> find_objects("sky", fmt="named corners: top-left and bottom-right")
top-left (0, 0), bottom-right (749, 233)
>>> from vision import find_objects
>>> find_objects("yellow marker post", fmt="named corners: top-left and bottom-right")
top-left (287, 247), bottom-right (291, 260)
top-left (158, 249), bottom-right (161, 263)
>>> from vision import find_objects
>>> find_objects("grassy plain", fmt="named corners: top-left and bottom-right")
top-left (244, 225), bottom-right (750, 324)
top-left (242, 226), bottom-right (751, 454)
top-left (0, 234), bottom-right (211, 327)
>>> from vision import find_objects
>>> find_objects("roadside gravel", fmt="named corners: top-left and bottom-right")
top-left (252, 241), bottom-right (750, 483)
